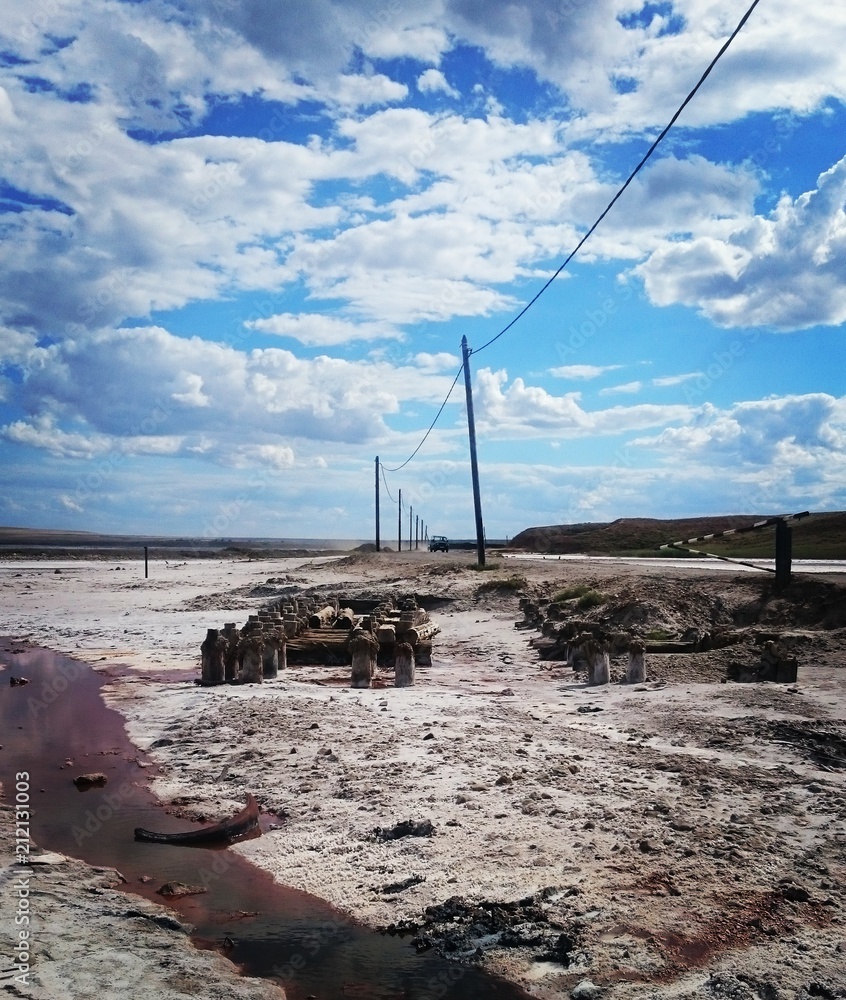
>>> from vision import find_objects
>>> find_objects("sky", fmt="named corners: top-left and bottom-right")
top-left (1, 0), bottom-right (845, 542)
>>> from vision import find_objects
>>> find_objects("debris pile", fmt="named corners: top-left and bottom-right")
top-left (200, 593), bottom-right (439, 685)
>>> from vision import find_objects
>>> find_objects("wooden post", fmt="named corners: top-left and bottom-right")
top-left (461, 336), bottom-right (486, 567)
top-left (398, 488), bottom-right (402, 551)
top-left (144, 546), bottom-right (148, 579)
top-left (775, 520), bottom-right (792, 590)
top-left (415, 514), bottom-right (419, 550)
top-left (375, 456), bottom-right (381, 552)
top-left (409, 505), bottom-right (413, 551)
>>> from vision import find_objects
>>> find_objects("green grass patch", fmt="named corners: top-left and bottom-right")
top-left (576, 589), bottom-right (606, 610)
top-left (646, 627), bottom-right (673, 640)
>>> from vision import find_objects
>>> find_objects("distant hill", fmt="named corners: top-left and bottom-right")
top-left (508, 511), bottom-right (846, 559)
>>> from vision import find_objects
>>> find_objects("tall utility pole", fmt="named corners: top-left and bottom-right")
top-left (461, 336), bottom-right (486, 567)
top-left (397, 489), bottom-right (402, 552)
top-left (415, 514), bottom-right (419, 550)
top-left (374, 456), bottom-right (380, 552)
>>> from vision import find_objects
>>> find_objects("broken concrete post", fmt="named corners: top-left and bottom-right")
top-left (239, 633), bottom-right (264, 684)
top-left (394, 642), bottom-right (415, 687)
top-left (583, 637), bottom-right (610, 686)
top-left (376, 623), bottom-right (396, 644)
top-left (200, 628), bottom-right (226, 686)
top-left (349, 631), bottom-right (375, 688)
top-left (626, 640), bottom-right (647, 683)
top-left (222, 623), bottom-right (240, 682)
top-left (262, 627), bottom-right (280, 679)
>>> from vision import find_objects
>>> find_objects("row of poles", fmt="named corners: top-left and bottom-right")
top-left (374, 465), bottom-right (432, 553)
top-left (374, 336), bottom-right (486, 566)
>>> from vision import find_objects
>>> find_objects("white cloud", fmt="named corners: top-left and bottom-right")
top-left (0, 325), bottom-right (463, 461)
top-left (474, 368), bottom-right (692, 439)
top-left (414, 352), bottom-right (462, 372)
top-left (651, 372), bottom-right (704, 387)
top-left (331, 73), bottom-right (408, 108)
top-left (417, 69), bottom-right (459, 98)
top-left (600, 381), bottom-right (642, 395)
top-left (245, 313), bottom-right (401, 346)
top-left (636, 156), bottom-right (846, 329)
top-left (634, 394), bottom-right (846, 465)
top-left (550, 364), bottom-right (622, 379)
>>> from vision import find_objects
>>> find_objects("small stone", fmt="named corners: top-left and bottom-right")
top-left (73, 773), bottom-right (107, 789)
top-left (157, 881), bottom-right (208, 898)
top-left (639, 839), bottom-right (658, 853)
top-left (423, 732), bottom-right (435, 740)
top-left (571, 980), bottom-right (601, 999)
top-left (780, 882), bottom-right (812, 903)
top-left (670, 818), bottom-right (695, 832)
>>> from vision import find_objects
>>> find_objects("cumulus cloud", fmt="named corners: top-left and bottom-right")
top-left (474, 368), bottom-right (692, 439)
top-left (635, 394), bottom-right (846, 464)
top-left (417, 68), bottom-right (459, 98)
top-left (636, 157), bottom-right (846, 329)
top-left (0, 325), bottom-right (461, 461)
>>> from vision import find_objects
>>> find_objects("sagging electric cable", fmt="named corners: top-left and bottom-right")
top-left (471, 0), bottom-right (762, 357)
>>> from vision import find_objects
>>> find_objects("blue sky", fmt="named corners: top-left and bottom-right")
top-left (1, 0), bottom-right (845, 541)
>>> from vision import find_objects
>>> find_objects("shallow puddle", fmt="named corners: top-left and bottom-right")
top-left (1, 640), bottom-right (529, 1000)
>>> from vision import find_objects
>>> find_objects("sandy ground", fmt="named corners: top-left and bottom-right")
top-left (2, 550), bottom-right (846, 1000)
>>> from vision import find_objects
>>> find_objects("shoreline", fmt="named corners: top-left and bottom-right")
top-left (2, 553), bottom-right (845, 998)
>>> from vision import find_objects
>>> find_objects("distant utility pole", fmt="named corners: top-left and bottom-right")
top-left (409, 505), bottom-right (413, 551)
top-left (415, 514), bottom-right (419, 550)
top-left (374, 456), bottom-right (380, 552)
top-left (397, 488), bottom-right (402, 552)
top-left (461, 335), bottom-right (486, 567)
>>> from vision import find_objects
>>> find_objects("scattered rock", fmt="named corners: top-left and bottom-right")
top-left (379, 874), bottom-right (425, 894)
top-left (157, 881), bottom-right (208, 898)
top-left (9, 675), bottom-right (29, 686)
top-left (780, 881), bottom-right (812, 903)
top-left (571, 980), bottom-right (601, 999)
top-left (73, 773), bottom-right (108, 789)
top-left (374, 819), bottom-right (435, 841)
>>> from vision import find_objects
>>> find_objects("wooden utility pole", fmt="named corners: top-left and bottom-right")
top-left (397, 489), bottom-right (402, 552)
top-left (409, 505), bottom-right (413, 551)
top-left (461, 336), bottom-right (486, 567)
top-left (374, 456), bottom-right (380, 552)
top-left (415, 514), bottom-right (419, 549)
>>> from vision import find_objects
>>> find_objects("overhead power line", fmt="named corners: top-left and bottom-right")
top-left (471, 0), bottom-right (762, 357)
top-left (381, 363), bottom-right (464, 473)
top-left (379, 462), bottom-right (397, 503)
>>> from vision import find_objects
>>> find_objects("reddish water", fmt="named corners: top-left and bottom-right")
top-left (0, 640), bottom-right (529, 1000)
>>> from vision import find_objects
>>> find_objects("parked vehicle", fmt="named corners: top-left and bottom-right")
top-left (428, 535), bottom-right (449, 552)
